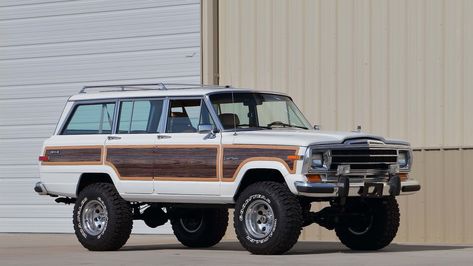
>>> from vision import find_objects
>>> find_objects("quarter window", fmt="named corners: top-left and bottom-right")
top-left (62, 103), bottom-right (115, 135)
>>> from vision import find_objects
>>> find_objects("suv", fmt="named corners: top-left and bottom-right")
top-left (35, 84), bottom-right (420, 255)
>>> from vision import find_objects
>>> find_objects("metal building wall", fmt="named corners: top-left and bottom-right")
top-left (217, 0), bottom-right (473, 243)
top-left (0, 0), bottom-right (201, 233)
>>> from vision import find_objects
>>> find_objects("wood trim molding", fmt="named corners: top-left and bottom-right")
top-left (41, 146), bottom-right (103, 166)
top-left (42, 144), bottom-right (301, 182)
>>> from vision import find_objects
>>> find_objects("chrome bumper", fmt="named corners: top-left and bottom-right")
top-left (34, 181), bottom-right (48, 195)
top-left (294, 179), bottom-right (421, 197)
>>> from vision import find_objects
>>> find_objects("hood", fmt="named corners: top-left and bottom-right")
top-left (230, 129), bottom-right (409, 147)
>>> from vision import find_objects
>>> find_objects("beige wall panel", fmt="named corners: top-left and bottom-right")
top-left (255, 0), bottom-right (273, 89)
top-left (424, 150), bottom-right (444, 242)
top-left (444, 1), bottom-right (464, 146)
top-left (218, 0), bottom-right (472, 148)
top-left (406, 150), bottom-right (426, 242)
top-left (319, 0), bottom-right (337, 129)
top-left (216, 0), bottom-right (473, 244)
top-left (353, 0), bottom-right (372, 133)
top-left (464, 1), bottom-right (473, 146)
top-left (406, 0), bottom-right (426, 148)
top-left (336, 0), bottom-right (355, 131)
top-left (302, 0), bottom-right (321, 124)
top-left (424, 0), bottom-right (444, 147)
top-left (463, 150), bottom-right (473, 243)
top-left (443, 150), bottom-right (464, 243)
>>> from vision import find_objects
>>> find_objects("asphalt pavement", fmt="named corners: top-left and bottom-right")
top-left (0, 234), bottom-right (472, 266)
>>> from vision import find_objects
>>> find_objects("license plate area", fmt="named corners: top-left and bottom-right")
top-left (359, 182), bottom-right (384, 197)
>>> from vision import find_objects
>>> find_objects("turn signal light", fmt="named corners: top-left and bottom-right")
top-left (306, 174), bottom-right (322, 183)
top-left (287, 155), bottom-right (302, 161)
top-left (399, 173), bottom-right (408, 181)
top-left (38, 155), bottom-right (49, 162)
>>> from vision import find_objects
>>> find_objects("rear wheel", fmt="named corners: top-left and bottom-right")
top-left (170, 208), bottom-right (228, 248)
top-left (234, 181), bottom-right (303, 255)
top-left (73, 183), bottom-right (133, 251)
top-left (335, 196), bottom-right (400, 250)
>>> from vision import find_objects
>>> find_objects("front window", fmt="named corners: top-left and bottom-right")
top-left (165, 99), bottom-right (215, 133)
top-left (209, 92), bottom-right (311, 130)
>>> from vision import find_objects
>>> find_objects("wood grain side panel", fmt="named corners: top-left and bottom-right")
top-left (106, 147), bottom-right (155, 178)
top-left (222, 146), bottom-right (298, 179)
top-left (155, 147), bottom-right (218, 179)
top-left (42, 146), bottom-right (102, 165)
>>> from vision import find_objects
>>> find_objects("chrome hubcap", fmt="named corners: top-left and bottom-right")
top-left (245, 199), bottom-right (275, 239)
top-left (82, 200), bottom-right (108, 236)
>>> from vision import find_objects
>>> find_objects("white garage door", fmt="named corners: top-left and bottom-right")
top-left (0, 0), bottom-right (201, 233)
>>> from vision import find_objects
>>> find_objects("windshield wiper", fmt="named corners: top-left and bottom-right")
top-left (237, 125), bottom-right (272, 130)
top-left (267, 121), bottom-right (308, 129)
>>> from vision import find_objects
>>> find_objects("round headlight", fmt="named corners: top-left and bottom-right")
top-left (398, 151), bottom-right (408, 168)
top-left (311, 153), bottom-right (324, 168)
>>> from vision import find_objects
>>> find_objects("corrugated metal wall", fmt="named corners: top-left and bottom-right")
top-left (0, 0), bottom-right (201, 233)
top-left (217, 0), bottom-right (473, 243)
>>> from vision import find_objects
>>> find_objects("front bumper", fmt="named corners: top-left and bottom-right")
top-left (295, 178), bottom-right (421, 197)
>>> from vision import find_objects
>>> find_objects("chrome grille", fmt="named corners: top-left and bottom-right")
top-left (330, 149), bottom-right (397, 171)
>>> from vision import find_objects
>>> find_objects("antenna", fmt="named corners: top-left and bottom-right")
top-left (231, 90), bottom-right (237, 136)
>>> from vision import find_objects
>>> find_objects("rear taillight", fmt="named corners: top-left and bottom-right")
top-left (38, 155), bottom-right (49, 162)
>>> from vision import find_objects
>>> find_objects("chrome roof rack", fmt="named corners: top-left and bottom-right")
top-left (79, 83), bottom-right (231, 93)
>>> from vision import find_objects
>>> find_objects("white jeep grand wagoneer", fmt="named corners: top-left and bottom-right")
top-left (35, 83), bottom-right (420, 255)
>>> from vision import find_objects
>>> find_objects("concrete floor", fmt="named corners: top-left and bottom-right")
top-left (0, 234), bottom-right (472, 266)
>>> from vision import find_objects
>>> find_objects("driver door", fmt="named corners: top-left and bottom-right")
top-left (154, 98), bottom-right (221, 195)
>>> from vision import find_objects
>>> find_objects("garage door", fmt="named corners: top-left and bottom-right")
top-left (0, 0), bottom-right (201, 233)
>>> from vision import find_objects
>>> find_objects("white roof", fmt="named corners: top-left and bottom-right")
top-left (69, 86), bottom-right (288, 101)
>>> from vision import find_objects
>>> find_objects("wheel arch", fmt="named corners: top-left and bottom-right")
top-left (76, 172), bottom-right (115, 196)
top-left (233, 165), bottom-right (289, 201)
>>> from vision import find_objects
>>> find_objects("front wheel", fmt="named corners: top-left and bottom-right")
top-left (234, 181), bottom-right (303, 255)
top-left (335, 196), bottom-right (400, 250)
top-left (73, 183), bottom-right (133, 251)
top-left (170, 207), bottom-right (228, 248)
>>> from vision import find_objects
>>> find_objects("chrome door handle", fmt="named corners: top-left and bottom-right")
top-left (107, 136), bottom-right (121, 140)
top-left (157, 135), bottom-right (172, 139)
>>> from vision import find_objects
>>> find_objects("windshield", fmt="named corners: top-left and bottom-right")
top-left (209, 92), bottom-right (311, 130)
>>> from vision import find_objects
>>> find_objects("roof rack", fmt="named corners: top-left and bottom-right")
top-left (79, 83), bottom-right (231, 93)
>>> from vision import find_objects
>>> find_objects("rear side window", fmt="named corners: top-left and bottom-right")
top-left (118, 99), bottom-right (164, 134)
top-left (62, 102), bottom-right (115, 135)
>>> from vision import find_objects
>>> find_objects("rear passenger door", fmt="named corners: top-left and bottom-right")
top-left (154, 98), bottom-right (221, 195)
top-left (104, 98), bottom-right (165, 194)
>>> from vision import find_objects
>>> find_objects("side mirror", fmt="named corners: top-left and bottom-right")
top-left (198, 124), bottom-right (213, 134)
top-left (313, 124), bottom-right (321, 130)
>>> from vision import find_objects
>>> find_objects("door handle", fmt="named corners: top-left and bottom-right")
top-left (157, 135), bottom-right (172, 139)
top-left (107, 136), bottom-right (121, 140)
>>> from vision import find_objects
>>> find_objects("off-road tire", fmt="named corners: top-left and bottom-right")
top-left (335, 196), bottom-right (400, 250)
top-left (73, 183), bottom-right (133, 251)
top-left (170, 208), bottom-right (228, 248)
top-left (234, 181), bottom-right (303, 255)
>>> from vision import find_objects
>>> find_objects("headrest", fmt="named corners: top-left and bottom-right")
top-left (171, 112), bottom-right (188, 118)
top-left (219, 113), bottom-right (240, 128)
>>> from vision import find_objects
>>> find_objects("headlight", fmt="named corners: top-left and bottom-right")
top-left (311, 153), bottom-right (324, 168)
top-left (310, 151), bottom-right (330, 169)
top-left (398, 151), bottom-right (409, 168)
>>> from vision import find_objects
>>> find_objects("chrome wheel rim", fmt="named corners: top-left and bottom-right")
top-left (82, 199), bottom-right (108, 236)
top-left (244, 199), bottom-right (275, 239)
